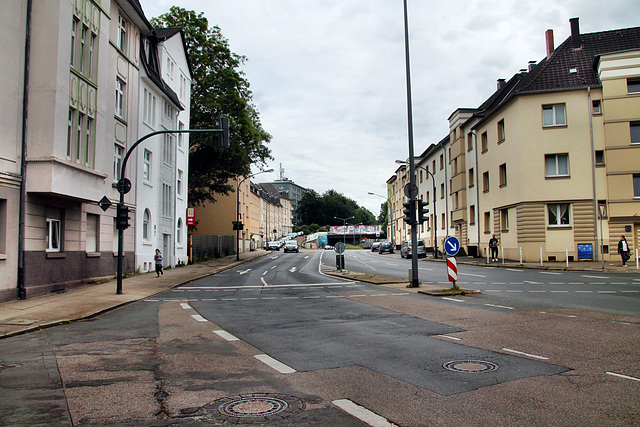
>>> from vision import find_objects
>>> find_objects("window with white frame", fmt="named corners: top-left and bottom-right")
top-left (163, 134), bottom-right (174, 165)
top-left (143, 209), bottom-right (151, 241)
top-left (75, 112), bottom-right (84, 162)
top-left (70, 17), bottom-right (78, 66)
top-left (630, 122), bottom-right (640, 145)
top-left (501, 209), bottom-right (509, 231)
top-left (85, 117), bottom-right (94, 167)
top-left (143, 150), bottom-right (151, 181)
top-left (115, 78), bottom-right (125, 118)
top-left (177, 169), bottom-right (183, 196)
top-left (114, 143), bottom-right (124, 180)
top-left (627, 78), bottom-right (640, 94)
top-left (143, 89), bottom-right (156, 126)
top-left (86, 213), bottom-right (98, 252)
top-left (117, 15), bottom-right (127, 53)
top-left (548, 203), bottom-right (570, 226)
top-left (164, 101), bottom-right (174, 118)
top-left (166, 56), bottom-right (176, 81)
top-left (178, 121), bottom-right (185, 149)
top-left (545, 153), bottom-right (569, 177)
top-left (497, 119), bottom-right (505, 142)
top-left (634, 174), bottom-right (640, 198)
top-left (592, 100), bottom-right (601, 115)
top-left (67, 108), bottom-right (75, 158)
top-left (177, 218), bottom-right (183, 245)
top-left (46, 218), bottom-right (61, 252)
top-left (543, 104), bottom-right (566, 127)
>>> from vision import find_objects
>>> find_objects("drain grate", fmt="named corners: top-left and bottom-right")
top-left (443, 360), bottom-right (499, 373)
top-left (203, 393), bottom-right (305, 423)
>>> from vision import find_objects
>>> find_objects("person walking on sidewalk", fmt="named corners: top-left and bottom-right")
top-left (489, 234), bottom-right (499, 262)
top-left (154, 249), bottom-right (164, 277)
top-left (618, 235), bottom-right (630, 267)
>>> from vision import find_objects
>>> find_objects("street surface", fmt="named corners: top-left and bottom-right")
top-left (0, 249), bottom-right (638, 426)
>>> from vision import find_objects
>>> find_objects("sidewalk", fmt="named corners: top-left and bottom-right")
top-left (0, 250), bottom-right (270, 339)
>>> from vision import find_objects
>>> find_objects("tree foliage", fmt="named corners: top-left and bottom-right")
top-left (296, 189), bottom-right (377, 227)
top-left (151, 8), bottom-right (272, 206)
top-left (377, 201), bottom-right (389, 231)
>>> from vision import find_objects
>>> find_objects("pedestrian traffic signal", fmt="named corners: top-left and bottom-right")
top-left (116, 204), bottom-right (130, 230)
top-left (403, 199), bottom-right (416, 225)
top-left (417, 200), bottom-right (429, 224)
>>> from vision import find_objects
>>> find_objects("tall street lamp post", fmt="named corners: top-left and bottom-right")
top-left (368, 192), bottom-right (394, 247)
top-left (236, 169), bottom-right (273, 261)
top-left (334, 216), bottom-right (354, 246)
top-left (396, 160), bottom-right (439, 258)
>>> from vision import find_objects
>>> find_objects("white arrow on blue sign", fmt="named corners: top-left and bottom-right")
top-left (444, 236), bottom-right (460, 256)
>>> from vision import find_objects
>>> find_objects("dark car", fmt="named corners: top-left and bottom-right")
top-left (284, 240), bottom-right (299, 253)
top-left (378, 241), bottom-right (394, 254)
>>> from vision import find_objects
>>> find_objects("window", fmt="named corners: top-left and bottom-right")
top-left (592, 100), bottom-right (601, 115)
top-left (143, 89), bottom-right (156, 126)
top-left (440, 183), bottom-right (445, 199)
top-left (143, 150), bottom-right (151, 181)
top-left (469, 205), bottom-right (476, 225)
top-left (79, 25), bottom-right (87, 72)
top-left (543, 104), bottom-right (566, 127)
top-left (88, 33), bottom-right (96, 79)
top-left (468, 168), bottom-right (474, 187)
top-left (84, 117), bottom-right (94, 167)
top-left (143, 209), bottom-right (151, 241)
top-left (115, 78), bottom-right (125, 118)
top-left (177, 218), bottom-right (183, 245)
top-left (162, 183), bottom-right (172, 217)
top-left (114, 144), bottom-right (123, 180)
top-left (177, 169), bottom-right (183, 196)
top-left (499, 164), bottom-right (507, 187)
top-left (497, 120), bottom-right (505, 142)
top-left (627, 78), bottom-right (640, 94)
top-left (634, 174), bottom-right (640, 198)
top-left (67, 108), bottom-right (75, 158)
top-left (631, 122), bottom-right (640, 144)
top-left (501, 209), bottom-right (509, 231)
top-left (178, 121), bottom-right (185, 148)
top-left (484, 212), bottom-right (491, 233)
top-left (441, 213), bottom-right (445, 229)
top-left (548, 203), bottom-right (570, 226)
top-left (86, 213), bottom-right (98, 253)
top-left (117, 15), bottom-right (127, 52)
top-left (76, 113), bottom-right (84, 162)
top-left (467, 133), bottom-right (473, 151)
top-left (545, 154), bottom-right (569, 177)
top-left (595, 150), bottom-right (605, 165)
top-left (164, 101), bottom-right (174, 118)
top-left (481, 132), bottom-right (488, 152)
top-left (439, 154), bottom-right (444, 170)
top-left (163, 134), bottom-right (174, 165)
top-left (482, 171), bottom-right (489, 192)
top-left (0, 199), bottom-right (7, 254)
top-left (46, 218), bottom-right (61, 252)
top-left (166, 57), bottom-right (176, 80)
top-left (70, 18), bottom-right (78, 66)
top-left (432, 160), bottom-right (436, 172)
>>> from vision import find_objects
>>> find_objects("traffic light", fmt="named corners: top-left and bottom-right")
top-left (220, 116), bottom-right (229, 148)
top-left (116, 204), bottom-right (130, 230)
top-left (417, 200), bottom-right (429, 224)
top-left (403, 199), bottom-right (416, 224)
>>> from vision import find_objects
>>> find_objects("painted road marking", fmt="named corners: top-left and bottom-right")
top-left (437, 335), bottom-right (462, 341)
top-left (505, 268), bottom-right (522, 272)
top-left (213, 330), bottom-right (239, 341)
top-left (540, 271), bottom-right (562, 275)
top-left (332, 399), bottom-right (397, 427)
top-left (582, 275), bottom-right (609, 279)
top-left (606, 372), bottom-right (640, 382)
top-left (485, 304), bottom-right (514, 310)
top-left (191, 314), bottom-right (208, 323)
top-left (254, 354), bottom-right (296, 374)
top-left (238, 269), bottom-right (251, 275)
top-left (261, 277), bottom-right (269, 287)
top-left (502, 348), bottom-right (549, 360)
top-left (180, 303), bottom-right (191, 310)
top-left (459, 272), bottom-right (486, 278)
top-left (442, 297), bottom-right (465, 302)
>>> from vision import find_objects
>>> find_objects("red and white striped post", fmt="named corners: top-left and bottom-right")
top-left (447, 257), bottom-right (458, 287)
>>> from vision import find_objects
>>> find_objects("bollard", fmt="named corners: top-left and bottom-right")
top-left (501, 247), bottom-right (504, 265)
top-left (540, 247), bottom-right (543, 267)
top-left (519, 247), bottom-right (523, 265)
top-left (566, 248), bottom-right (569, 268)
top-left (486, 247), bottom-right (490, 264)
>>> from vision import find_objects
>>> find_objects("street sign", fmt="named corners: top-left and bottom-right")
top-left (404, 183), bottom-right (418, 199)
top-left (98, 196), bottom-right (112, 212)
top-left (444, 236), bottom-right (460, 256)
top-left (186, 207), bottom-right (195, 225)
top-left (447, 257), bottom-right (458, 282)
top-left (116, 178), bottom-right (131, 194)
top-left (598, 204), bottom-right (606, 220)
top-left (334, 242), bottom-right (346, 254)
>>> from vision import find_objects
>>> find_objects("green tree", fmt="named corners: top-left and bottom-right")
top-left (151, 8), bottom-right (272, 207)
top-left (377, 201), bottom-right (388, 231)
top-left (296, 189), bottom-right (376, 227)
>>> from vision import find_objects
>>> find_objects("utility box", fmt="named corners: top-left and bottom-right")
top-left (336, 255), bottom-right (345, 270)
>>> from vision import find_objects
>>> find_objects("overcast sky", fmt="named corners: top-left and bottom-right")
top-left (142, 0), bottom-right (639, 218)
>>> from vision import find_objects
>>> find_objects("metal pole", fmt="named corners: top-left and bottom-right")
top-left (403, 0), bottom-right (419, 287)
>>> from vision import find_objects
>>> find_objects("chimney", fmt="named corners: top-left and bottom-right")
top-left (570, 17), bottom-right (581, 49)
top-left (528, 60), bottom-right (537, 72)
top-left (497, 79), bottom-right (507, 90)
top-left (545, 29), bottom-right (554, 58)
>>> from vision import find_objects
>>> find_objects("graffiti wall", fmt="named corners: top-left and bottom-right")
top-left (329, 225), bottom-right (381, 235)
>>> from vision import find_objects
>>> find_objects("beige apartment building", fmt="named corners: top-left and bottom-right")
top-left (390, 19), bottom-right (640, 263)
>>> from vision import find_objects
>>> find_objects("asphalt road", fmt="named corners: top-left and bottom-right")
top-left (0, 249), bottom-right (638, 426)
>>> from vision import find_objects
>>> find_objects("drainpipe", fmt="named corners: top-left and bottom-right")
top-left (473, 130), bottom-right (481, 255)
top-left (587, 87), bottom-right (599, 263)
top-left (17, 0), bottom-right (33, 300)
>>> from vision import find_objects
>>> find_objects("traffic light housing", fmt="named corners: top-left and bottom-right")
top-left (116, 204), bottom-right (130, 230)
top-left (403, 199), bottom-right (416, 225)
top-left (417, 200), bottom-right (429, 224)
top-left (220, 116), bottom-right (229, 148)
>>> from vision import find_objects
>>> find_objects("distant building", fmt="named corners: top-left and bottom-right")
top-left (261, 166), bottom-right (306, 225)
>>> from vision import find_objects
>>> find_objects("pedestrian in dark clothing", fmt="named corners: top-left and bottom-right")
top-left (154, 249), bottom-right (164, 277)
top-left (489, 234), bottom-right (499, 261)
top-left (618, 235), bottom-right (630, 267)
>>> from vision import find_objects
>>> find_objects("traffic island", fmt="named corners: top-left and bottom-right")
top-left (417, 287), bottom-right (480, 297)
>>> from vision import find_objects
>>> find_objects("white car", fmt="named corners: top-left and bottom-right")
top-left (267, 241), bottom-right (280, 251)
top-left (284, 240), bottom-right (300, 253)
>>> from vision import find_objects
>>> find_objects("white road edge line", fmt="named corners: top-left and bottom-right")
top-left (180, 303), bottom-right (191, 310)
top-left (485, 303), bottom-right (515, 310)
top-left (442, 297), bottom-right (465, 302)
top-left (502, 347), bottom-right (549, 360)
top-left (437, 335), bottom-right (462, 341)
top-left (332, 399), bottom-right (397, 427)
top-left (261, 277), bottom-right (269, 287)
top-left (254, 354), bottom-right (296, 374)
top-left (606, 372), bottom-right (640, 382)
top-left (191, 314), bottom-right (208, 323)
top-left (213, 330), bottom-right (240, 341)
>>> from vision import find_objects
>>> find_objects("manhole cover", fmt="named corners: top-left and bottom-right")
top-left (443, 360), bottom-right (499, 373)
top-left (203, 393), bottom-right (304, 423)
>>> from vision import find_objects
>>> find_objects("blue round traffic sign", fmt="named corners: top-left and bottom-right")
top-left (444, 236), bottom-right (460, 256)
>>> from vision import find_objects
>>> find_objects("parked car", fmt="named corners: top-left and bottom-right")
top-left (267, 241), bottom-right (280, 251)
top-left (371, 242), bottom-right (382, 252)
top-left (378, 241), bottom-right (394, 254)
top-left (400, 240), bottom-right (426, 258)
top-left (284, 240), bottom-right (300, 253)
